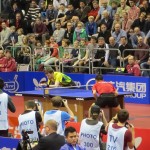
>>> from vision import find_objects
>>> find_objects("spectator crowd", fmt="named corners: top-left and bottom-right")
top-left (0, 0), bottom-right (150, 76)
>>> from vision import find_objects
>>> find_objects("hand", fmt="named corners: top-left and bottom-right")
top-left (62, 99), bottom-right (68, 107)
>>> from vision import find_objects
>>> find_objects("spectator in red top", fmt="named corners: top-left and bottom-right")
top-left (126, 55), bottom-right (141, 76)
top-left (0, 50), bottom-right (6, 71)
top-left (92, 74), bottom-right (121, 114)
top-left (88, 1), bottom-right (100, 19)
top-left (0, 50), bottom-right (17, 72)
top-left (106, 109), bottom-right (135, 150)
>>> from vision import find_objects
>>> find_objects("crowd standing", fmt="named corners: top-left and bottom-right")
top-left (0, 0), bottom-right (150, 76)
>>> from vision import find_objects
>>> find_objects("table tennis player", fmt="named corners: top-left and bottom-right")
top-left (92, 74), bottom-right (121, 115)
top-left (42, 69), bottom-right (76, 88)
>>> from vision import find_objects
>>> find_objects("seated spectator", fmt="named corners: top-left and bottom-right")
top-left (116, 0), bottom-right (130, 18)
top-left (76, 0), bottom-right (91, 23)
top-left (121, 11), bottom-right (131, 32)
top-left (33, 17), bottom-right (49, 44)
top-left (140, 0), bottom-right (150, 15)
top-left (71, 16), bottom-right (80, 29)
top-left (131, 12), bottom-right (146, 32)
top-left (140, 57), bottom-right (150, 76)
top-left (33, 120), bottom-right (65, 150)
top-left (56, 3), bottom-right (68, 22)
top-left (46, 3), bottom-right (58, 33)
top-left (119, 36), bottom-right (134, 66)
top-left (108, 36), bottom-right (119, 68)
top-left (88, 0), bottom-right (100, 19)
top-left (110, 1), bottom-right (118, 18)
top-left (60, 127), bottom-right (85, 150)
top-left (39, 1), bottom-right (47, 21)
top-left (53, 0), bottom-right (67, 10)
top-left (80, 36), bottom-right (98, 73)
top-left (99, 10), bottom-right (113, 30)
top-left (79, 105), bottom-right (107, 150)
top-left (144, 30), bottom-right (150, 46)
top-left (73, 22), bottom-right (88, 43)
top-left (143, 14), bottom-right (150, 35)
top-left (28, 34), bottom-right (37, 51)
top-left (63, 40), bottom-right (80, 72)
top-left (0, 50), bottom-right (6, 71)
top-left (64, 22), bottom-right (74, 44)
top-left (69, 0), bottom-right (80, 9)
top-left (8, 2), bottom-right (23, 25)
top-left (61, 4), bottom-right (79, 26)
top-left (127, 0), bottom-right (140, 29)
top-left (18, 100), bottom-right (43, 141)
top-left (0, 22), bottom-right (11, 48)
top-left (111, 13), bottom-right (121, 31)
top-left (3, 26), bottom-right (18, 49)
top-left (94, 37), bottom-right (109, 74)
top-left (39, 36), bottom-right (58, 70)
top-left (98, 23), bottom-right (111, 44)
top-left (9, 13), bottom-right (25, 33)
top-left (112, 23), bottom-right (127, 44)
top-left (34, 41), bottom-right (44, 70)
top-left (0, 50), bottom-right (17, 72)
top-left (73, 39), bottom-right (88, 72)
top-left (55, 38), bottom-right (70, 71)
top-left (130, 27), bottom-right (145, 48)
top-left (95, 0), bottom-right (112, 22)
top-left (24, 0), bottom-right (40, 33)
top-left (53, 21), bottom-right (65, 45)
top-left (44, 96), bottom-right (74, 135)
top-left (85, 16), bottom-right (97, 38)
top-left (134, 36), bottom-right (149, 64)
top-left (15, 28), bottom-right (24, 46)
top-left (126, 55), bottom-right (141, 76)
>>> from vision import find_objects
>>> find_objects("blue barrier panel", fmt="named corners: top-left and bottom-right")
top-left (0, 72), bottom-right (25, 96)
top-left (0, 137), bottom-right (20, 149)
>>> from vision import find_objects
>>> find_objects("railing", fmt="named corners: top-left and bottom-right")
top-left (61, 47), bottom-right (91, 74)
top-left (91, 48), bottom-right (122, 74)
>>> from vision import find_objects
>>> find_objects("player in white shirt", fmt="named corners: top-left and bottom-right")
top-left (18, 100), bottom-right (42, 141)
top-left (79, 105), bottom-right (107, 150)
top-left (0, 78), bottom-right (16, 137)
top-left (106, 109), bottom-right (135, 150)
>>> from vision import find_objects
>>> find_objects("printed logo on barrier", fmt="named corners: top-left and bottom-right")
top-left (33, 77), bottom-right (47, 89)
top-left (86, 78), bottom-right (95, 90)
top-left (128, 137), bottom-right (142, 150)
top-left (3, 75), bottom-right (19, 93)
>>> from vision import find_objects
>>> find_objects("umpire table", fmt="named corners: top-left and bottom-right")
top-left (16, 88), bottom-right (132, 122)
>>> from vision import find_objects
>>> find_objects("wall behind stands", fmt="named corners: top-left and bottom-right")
top-left (0, 72), bottom-right (149, 104)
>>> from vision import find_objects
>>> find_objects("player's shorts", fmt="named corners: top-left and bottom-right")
top-left (95, 93), bottom-right (119, 108)
top-left (61, 80), bottom-right (76, 87)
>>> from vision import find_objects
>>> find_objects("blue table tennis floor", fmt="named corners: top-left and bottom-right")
top-left (17, 88), bottom-right (132, 99)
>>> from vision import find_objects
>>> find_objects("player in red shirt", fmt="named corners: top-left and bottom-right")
top-left (92, 74), bottom-right (121, 114)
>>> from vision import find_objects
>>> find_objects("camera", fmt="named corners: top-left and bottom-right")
top-left (125, 122), bottom-right (132, 128)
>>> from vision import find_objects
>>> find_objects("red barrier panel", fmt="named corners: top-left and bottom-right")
top-left (8, 96), bottom-right (25, 138)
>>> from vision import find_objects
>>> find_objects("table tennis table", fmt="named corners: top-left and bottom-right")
top-left (16, 88), bottom-right (132, 121)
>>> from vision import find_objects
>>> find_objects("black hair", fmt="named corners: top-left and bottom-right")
top-left (0, 78), bottom-right (4, 89)
top-left (95, 74), bottom-right (103, 81)
top-left (117, 109), bottom-right (129, 123)
top-left (64, 126), bottom-right (76, 137)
